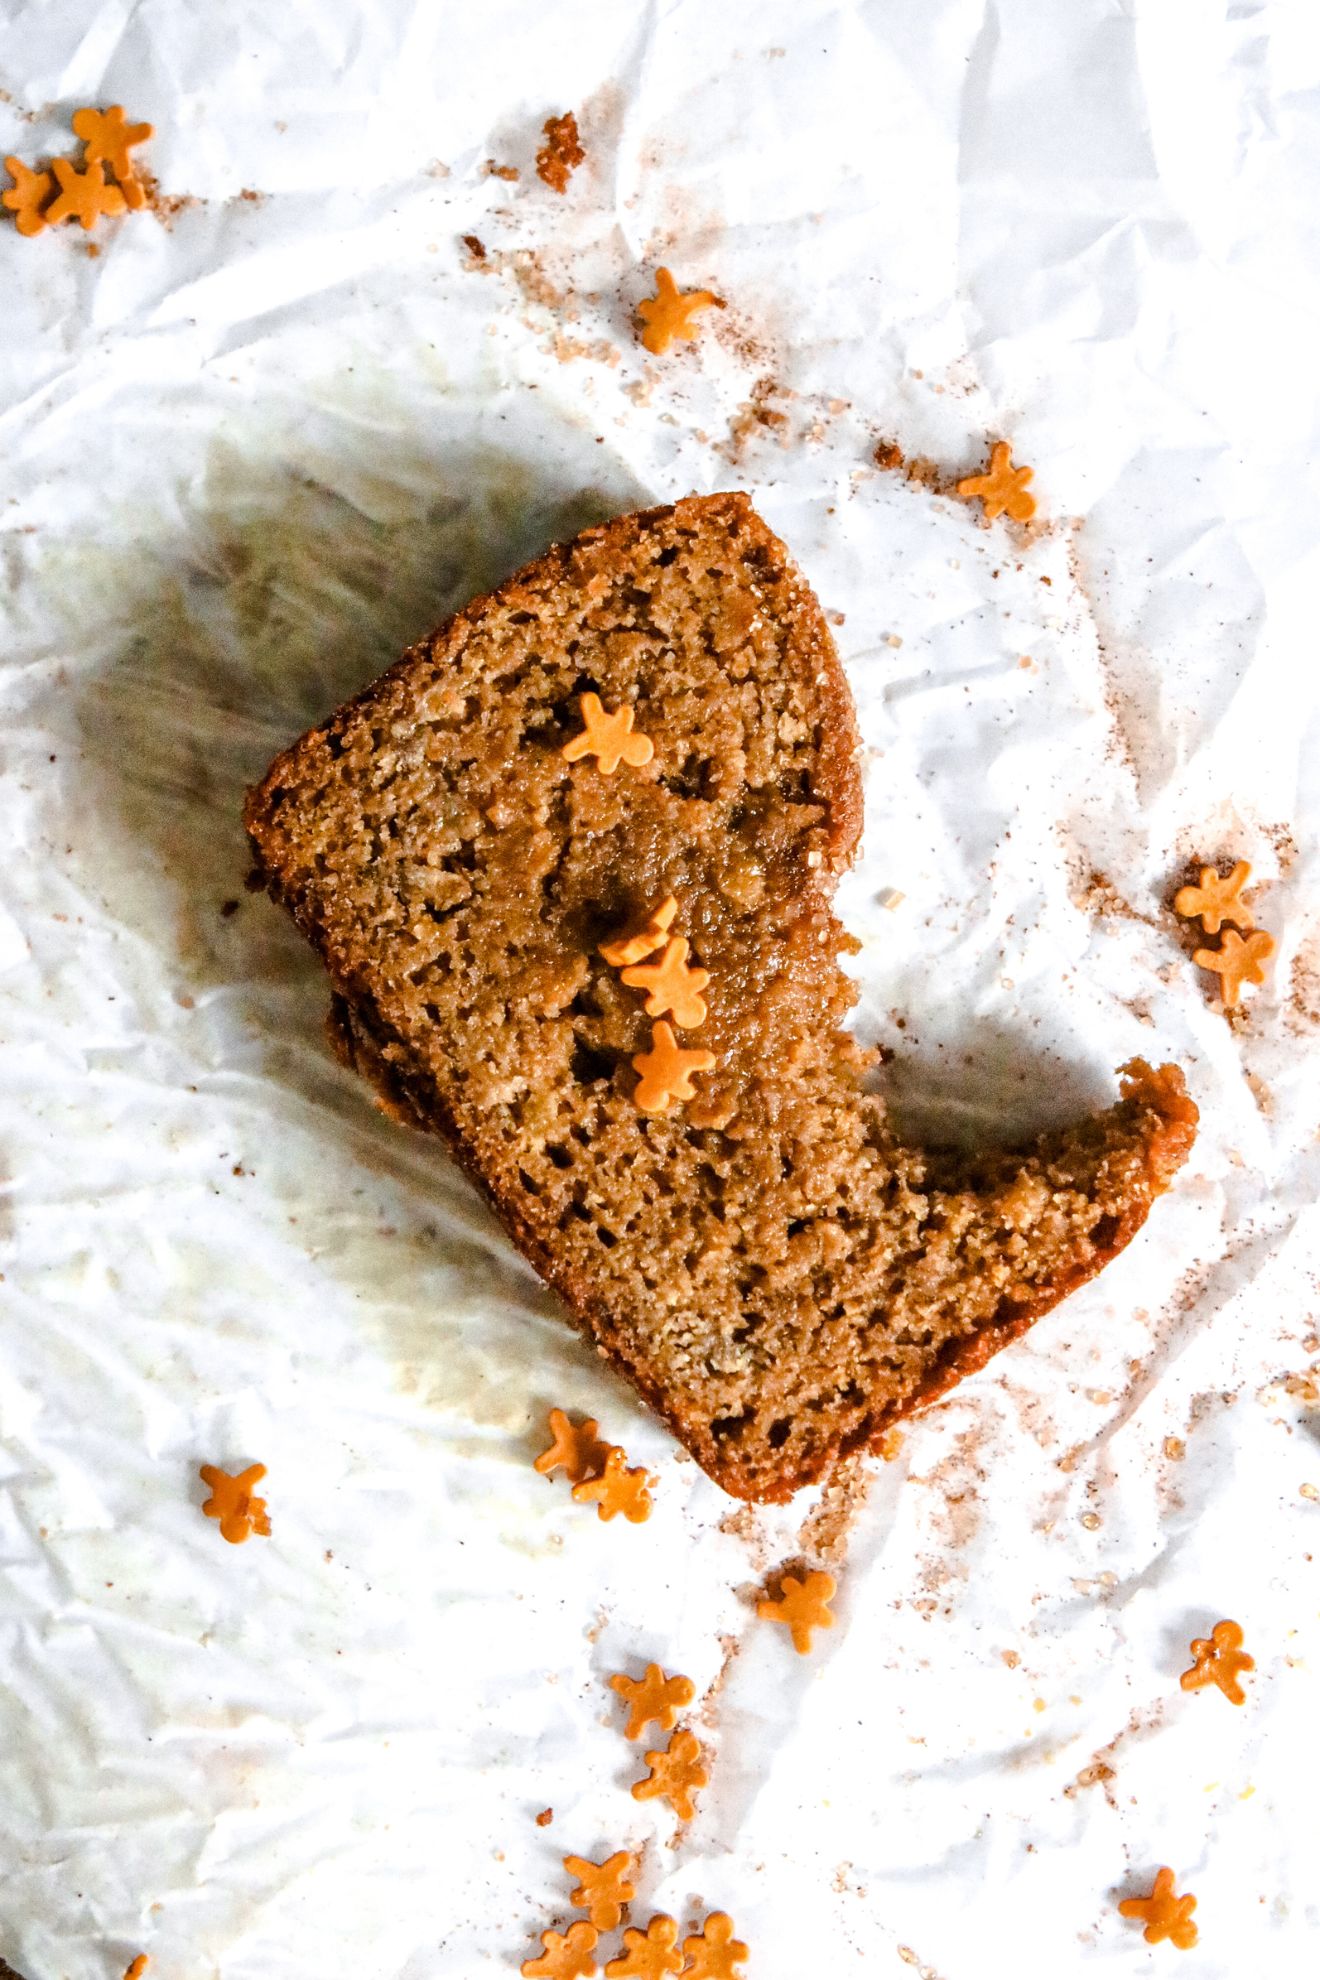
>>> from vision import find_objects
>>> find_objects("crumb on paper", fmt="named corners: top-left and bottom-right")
top-left (547, 332), bottom-right (620, 368)
top-left (536, 111), bottom-right (585, 193)
top-left (721, 376), bottom-right (792, 461)
top-left (137, 168), bottom-right (202, 227)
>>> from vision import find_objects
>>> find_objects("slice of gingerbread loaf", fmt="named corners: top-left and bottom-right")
top-left (245, 492), bottom-right (1197, 1502)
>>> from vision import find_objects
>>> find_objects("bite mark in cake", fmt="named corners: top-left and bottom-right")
top-left (245, 493), bottom-right (1198, 1502)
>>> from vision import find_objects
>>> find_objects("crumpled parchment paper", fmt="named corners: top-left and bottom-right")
top-left (2, 3), bottom-right (1319, 1976)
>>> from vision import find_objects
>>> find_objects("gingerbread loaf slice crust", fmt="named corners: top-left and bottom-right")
top-left (246, 492), bottom-right (1196, 1502)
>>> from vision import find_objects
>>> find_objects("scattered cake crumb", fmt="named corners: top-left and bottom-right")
top-left (536, 111), bottom-right (585, 193)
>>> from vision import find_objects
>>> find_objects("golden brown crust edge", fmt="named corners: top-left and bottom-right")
top-left (852, 1062), bottom-right (1199, 1473)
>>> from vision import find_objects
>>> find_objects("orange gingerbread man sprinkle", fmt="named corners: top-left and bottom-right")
top-left (3, 156), bottom-right (55, 236)
top-left (71, 105), bottom-right (153, 208)
top-left (957, 440), bottom-right (1037, 524)
top-left (1180, 1618), bottom-right (1254, 1705)
top-left (1174, 860), bottom-right (1254, 936)
top-left (199, 1462), bottom-right (271, 1544)
top-left (46, 157), bottom-right (126, 232)
top-left (609, 1663), bottom-right (695, 1741)
top-left (562, 693), bottom-right (654, 774)
top-left (572, 1447), bottom-right (653, 1524)
top-left (637, 268), bottom-right (721, 356)
top-left (681, 1914), bottom-right (748, 1980)
top-left (535, 1407), bottom-right (610, 1486)
top-left (124, 1959), bottom-right (149, 1980)
top-left (599, 897), bottom-right (678, 969)
top-left (631, 1728), bottom-right (708, 1821)
top-left (757, 1569), bottom-right (836, 1654)
top-left (522, 1921), bottom-right (600, 1979)
top-left (604, 1915), bottom-right (681, 1980)
top-left (631, 1021), bottom-right (715, 1115)
top-left (621, 937), bottom-right (710, 1030)
top-left (1118, 1867), bottom-right (1198, 1950)
top-left (1193, 927), bottom-right (1275, 1009)
top-left (564, 1850), bottom-right (636, 1932)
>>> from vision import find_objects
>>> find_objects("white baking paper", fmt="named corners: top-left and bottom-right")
top-left (2, 2), bottom-right (1319, 1976)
